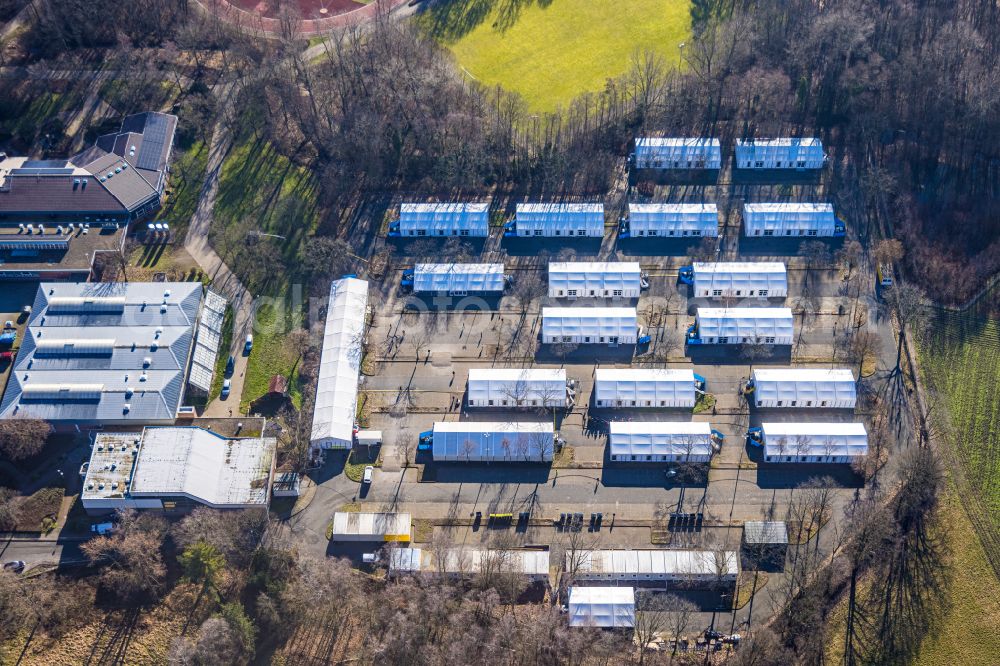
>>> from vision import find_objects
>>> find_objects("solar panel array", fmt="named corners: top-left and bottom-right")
top-left (188, 290), bottom-right (227, 392)
top-left (135, 114), bottom-right (170, 171)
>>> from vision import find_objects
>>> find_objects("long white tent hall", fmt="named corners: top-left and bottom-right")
top-left (413, 263), bottom-right (505, 294)
top-left (311, 278), bottom-right (368, 450)
top-left (466, 368), bottom-right (568, 408)
top-left (609, 421), bottom-right (715, 463)
top-left (572, 549), bottom-right (739, 585)
top-left (633, 137), bottom-right (722, 170)
top-left (542, 307), bottom-right (638, 345)
top-left (750, 368), bottom-right (857, 409)
top-left (735, 138), bottom-right (826, 169)
top-left (398, 202), bottom-right (489, 237)
top-left (513, 203), bottom-right (605, 237)
top-left (593, 369), bottom-right (698, 408)
top-left (431, 421), bottom-right (555, 462)
top-left (568, 587), bottom-right (636, 628)
top-left (692, 307), bottom-right (794, 345)
top-left (743, 203), bottom-right (839, 237)
top-left (389, 547), bottom-right (550, 580)
top-left (759, 422), bottom-right (868, 463)
top-left (625, 203), bottom-right (719, 238)
top-left (548, 262), bottom-right (643, 298)
top-left (692, 262), bottom-right (788, 298)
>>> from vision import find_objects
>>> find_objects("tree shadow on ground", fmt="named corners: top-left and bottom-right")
top-left (418, 0), bottom-right (554, 43)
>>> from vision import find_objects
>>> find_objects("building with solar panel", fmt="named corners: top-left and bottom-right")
top-left (0, 281), bottom-right (223, 426)
top-left (0, 112), bottom-right (177, 280)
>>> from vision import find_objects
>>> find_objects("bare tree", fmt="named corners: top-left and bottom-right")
top-left (81, 510), bottom-right (168, 602)
top-left (884, 282), bottom-right (929, 369)
top-left (0, 418), bottom-right (52, 461)
top-left (872, 239), bottom-right (904, 268)
top-left (512, 271), bottom-right (545, 315)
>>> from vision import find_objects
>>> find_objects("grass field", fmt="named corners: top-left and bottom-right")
top-left (419, 0), bottom-right (691, 112)
top-left (240, 299), bottom-right (305, 413)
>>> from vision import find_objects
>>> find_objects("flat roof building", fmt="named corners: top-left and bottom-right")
top-left (735, 138), bottom-right (825, 169)
top-left (759, 422), bottom-right (868, 463)
top-left (593, 369), bottom-right (698, 408)
top-left (572, 549), bottom-right (738, 585)
top-left (743, 203), bottom-right (840, 237)
top-left (467, 368), bottom-right (569, 408)
top-left (0, 282), bottom-right (202, 425)
top-left (625, 203), bottom-right (719, 238)
top-left (513, 203), bottom-right (605, 238)
top-left (548, 262), bottom-right (643, 298)
top-left (749, 368), bottom-right (857, 409)
top-left (568, 587), bottom-right (636, 628)
top-left (608, 421), bottom-right (715, 463)
top-left (412, 263), bottom-right (505, 293)
top-left (542, 307), bottom-right (638, 345)
top-left (691, 262), bottom-right (788, 299)
top-left (81, 426), bottom-right (276, 514)
top-left (311, 278), bottom-right (368, 450)
top-left (633, 138), bottom-right (722, 170)
top-left (431, 421), bottom-right (555, 462)
top-left (397, 202), bottom-right (489, 237)
top-left (691, 307), bottom-right (794, 345)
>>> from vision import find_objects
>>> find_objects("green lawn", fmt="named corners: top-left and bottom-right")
top-left (159, 141), bottom-right (208, 239)
top-left (240, 299), bottom-right (305, 413)
top-left (419, 0), bottom-right (691, 112)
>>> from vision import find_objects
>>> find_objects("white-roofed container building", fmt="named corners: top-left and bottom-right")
top-left (683, 261), bottom-right (788, 298)
top-left (750, 422), bottom-right (868, 463)
top-left (542, 307), bottom-right (638, 345)
top-left (466, 368), bottom-right (570, 408)
top-left (389, 547), bottom-right (550, 580)
top-left (405, 263), bottom-right (506, 294)
top-left (688, 307), bottom-right (794, 345)
top-left (572, 549), bottom-right (739, 586)
top-left (623, 203), bottom-right (719, 238)
top-left (548, 262), bottom-right (644, 298)
top-left (429, 421), bottom-right (555, 462)
top-left (509, 203), bottom-right (605, 238)
top-left (748, 368), bottom-right (857, 409)
top-left (633, 138), bottom-right (722, 170)
top-left (608, 421), bottom-right (718, 463)
top-left (743, 202), bottom-right (844, 237)
top-left (391, 202), bottom-right (490, 237)
top-left (735, 138), bottom-right (826, 169)
top-left (310, 277), bottom-right (368, 450)
top-left (593, 369), bottom-right (702, 408)
top-left (568, 587), bottom-right (636, 628)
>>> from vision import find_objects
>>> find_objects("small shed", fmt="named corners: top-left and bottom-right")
top-left (398, 202), bottom-right (490, 237)
top-left (692, 262), bottom-right (788, 298)
top-left (514, 203), bottom-right (605, 238)
top-left (742, 203), bottom-right (839, 237)
top-left (272, 472), bottom-right (301, 498)
top-left (735, 138), bottom-right (826, 169)
top-left (633, 137), bottom-right (722, 170)
top-left (542, 307), bottom-right (638, 345)
top-left (568, 587), bottom-right (636, 628)
top-left (625, 203), bottom-right (719, 238)
top-left (268, 374), bottom-right (288, 397)
top-left (548, 262), bottom-right (643, 298)
top-left (693, 307), bottom-right (794, 345)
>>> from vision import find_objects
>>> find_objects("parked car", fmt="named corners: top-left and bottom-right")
top-left (362, 552), bottom-right (380, 564)
top-left (2, 560), bottom-right (25, 573)
top-left (243, 334), bottom-right (253, 354)
top-left (0, 351), bottom-right (12, 361)
top-left (91, 522), bottom-right (114, 535)
top-left (362, 465), bottom-right (374, 484)
top-left (225, 355), bottom-right (235, 376)
top-left (2, 321), bottom-right (13, 330)
top-left (221, 379), bottom-right (232, 398)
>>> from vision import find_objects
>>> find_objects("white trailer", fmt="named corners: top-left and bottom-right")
top-left (512, 203), bottom-right (605, 237)
top-left (572, 549), bottom-right (739, 585)
top-left (593, 369), bottom-right (699, 408)
top-left (396, 202), bottom-right (490, 237)
top-left (466, 368), bottom-right (568, 408)
top-left (568, 587), bottom-right (636, 628)
top-left (542, 307), bottom-right (638, 345)
top-left (548, 262), bottom-right (643, 298)
top-left (608, 421), bottom-right (715, 463)
top-left (431, 421), bottom-right (555, 462)
top-left (691, 307), bottom-right (794, 345)
top-left (624, 203), bottom-right (719, 238)
top-left (735, 138), bottom-right (826, 169)
top-left (411, 263), bottom-right (506, 294)
top-left (756, 422), bottom-right (868, 463)
top-left (691, 262), bottom-right (788, 298)
top-left (749, 368), bottom-right (857, 409)
top-left (743, 203), bottom-right (841, 237)
top-left (633, 138), bottom-right (722, 170)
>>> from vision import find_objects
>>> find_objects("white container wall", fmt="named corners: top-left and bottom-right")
top-left (751, 368), bottom-right (857, 409)
top-left (413, 263), bottom-right (505, 293)
top-left (515, 203), bottom-right (605, 237)
top-left (548, 262), bottom-right (642, 298)
top-left (431, 421), bottom-right (555, 462)
top-left (466, 368), bottom-right (568, 408)
top-left (627, 203), bottom-right (719, 237)
top-left (542, 307), bottom-right (638, 345)
top-left (594, 369), bottom-right (697, 408)
top-left (634, 138), bottom-right (722, 169)
top-left (743, 203), bottom-right (837, 237)
top-left (761, 422), bottom-right (868, 463)
top-left (735, 138), bottom-right (825, 169)
top-left (568, 587), bottom-right (636, 628)
top-left (694, 307), bottom-right (794, 344)
top-left (692, 262), bottom-right (788, 298)
top-left (399, 203), bottom-right (490, 237)
top-left (572, 549), bottom-right (739, 584)
top-left (609, 421), bottom-right (714, 462)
